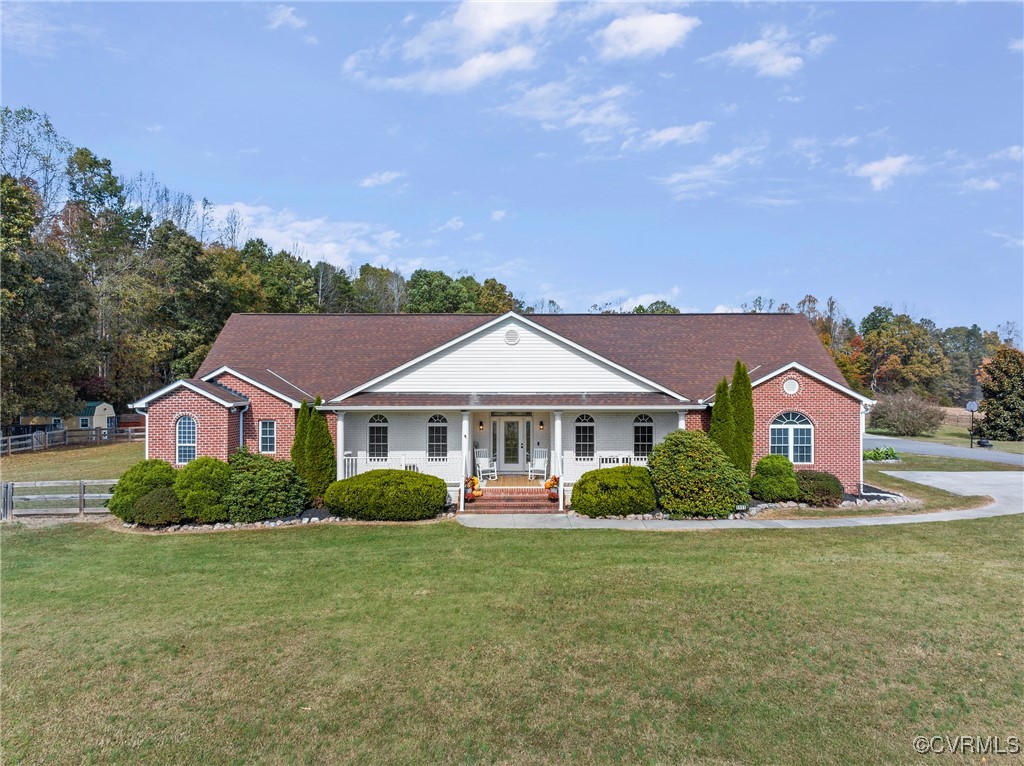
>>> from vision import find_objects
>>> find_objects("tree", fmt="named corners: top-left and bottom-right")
top-left (976, 348), bottom-right (1024, 441)
top-left (304, 397), bottom-right (336, 502)
top-left (861, 313), bottom-right (949, 395)
top-left (708, 378), bottom-right (736, 468)
top-left (405, 269), bottom-right (474, 313)
top-left (632, 300), bottom-right (680, 314)
top-left (730, 360), bottom-right (754, 475)
top-left (312, 261), bottom-right (354, 312)
top-left (352, 264), bottom-right (406, 313)
top-left (292, 400), bottom-right (311, 473)
top-left (476, 277), bottom-right (518, 313)
top-left (1, 107), bottom-right (73, 233)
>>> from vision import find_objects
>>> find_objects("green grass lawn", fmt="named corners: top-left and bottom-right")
top-left (3, 518), bottom-right (1022, 765)
top-left (0, 442), bottom-right (144, 482)
top-left (868, 424), bottom-right (1024, 455)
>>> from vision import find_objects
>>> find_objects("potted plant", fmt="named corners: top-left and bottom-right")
top-left (465, 476), bottom-right (482, 501)
top-left (544, 475), bottom-right (559, 502)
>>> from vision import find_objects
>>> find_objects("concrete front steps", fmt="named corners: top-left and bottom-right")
top-left (463, 487), bottom-right (559, 514)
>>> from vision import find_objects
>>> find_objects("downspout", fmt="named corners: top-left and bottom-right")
top-left (236, 404), bottom-right (250, 450)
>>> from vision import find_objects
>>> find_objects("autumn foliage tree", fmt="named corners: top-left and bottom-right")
top-left (976, 348), bottom-right (1024, 441)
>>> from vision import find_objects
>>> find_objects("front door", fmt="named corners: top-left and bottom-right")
top-left (497, 418), bottom-right (530, 472)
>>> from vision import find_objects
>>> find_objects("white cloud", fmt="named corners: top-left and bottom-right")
top-left (702, 25), bottom-right (833, 78)
top-left (490, 210), bottom-right (507, 222)
top-left (990, 145), bottom-right (1023, 162)
top-left (623, 121), bottom-right (713, 151)
top-left (465, 232), bottom-right (485, 242)
top-left (713, 304), bottom-right (744, 313)
top-left (658, 142), bottom-right (766, 200)
top-left (437, 216), bottom-right (464, 232)
top-left (595, 13), bottom-right (701, 60)
top-left (359, 170), bottom-right (405, 188)
top-left (1, 3), bottom-right (99, 57)
top-left (145, 124), bottom-right (163, 133)
top-left (1010, 38), bottom-right (1024, 52)
top-left (405, 0), bottom-right (558, 60)
top-left (371, 46), bottom-right (537, 93)
top-left (848, 154), bottom-right (920, 191)
top-left (209, 202), bottom-right (401, 267)
top-left (304, 35), bottom-right (319, 46)
top-left (502, 80), bottom-right (634, 143)
top-left (266, 5), bottom-right (307, 31)
top-left (963, 178), bottom-right (1000, 192)
top-left (988, 230), bottom-right (1024, 248)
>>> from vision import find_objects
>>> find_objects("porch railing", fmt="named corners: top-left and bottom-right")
top-left (339, 453), bottom-right (464, 485)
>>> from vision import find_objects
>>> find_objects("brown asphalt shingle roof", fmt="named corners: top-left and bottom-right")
top-left (195, 312), bottom-right (848, 404)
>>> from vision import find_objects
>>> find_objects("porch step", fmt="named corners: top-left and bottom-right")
top-left (463, 488), bottom-right (560, 514)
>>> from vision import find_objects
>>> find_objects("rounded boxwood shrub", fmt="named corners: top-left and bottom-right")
top-left (647, 430), bottom-right (750, 519)
top-left (749, 455), bottom-right (800, 502)
top-left (225, 449), bottom-right (309, 524)
top-left (133, 487), bottom-right (184, 526)
top-left (107, 459), bottom-right (176, 522)
top-left (174, 456), bottom-right (232, 524)
top-left (571, 465), bottom-right (655, 518)
top-left (324, 469), bottom-right (447, 521)
top-left (796, 470), bottom-right (844, 507)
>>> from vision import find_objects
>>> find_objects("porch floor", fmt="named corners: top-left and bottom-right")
top-left (482, 475), bottom-right (544, 488)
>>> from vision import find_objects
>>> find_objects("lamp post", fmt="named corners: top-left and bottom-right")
top-left (966, 401), bottom-right (979, 448)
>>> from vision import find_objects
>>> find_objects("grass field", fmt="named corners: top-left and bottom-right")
top-left (868, 424), bottom-right (1024, 455)
top-left (3, 516), bottom-right (1022, 766)
top-left (0, 442), bottom-right (144, 482)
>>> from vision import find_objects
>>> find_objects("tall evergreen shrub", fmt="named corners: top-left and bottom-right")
top-left (708, 378), bottom-right (736, 468)
top-left (291, 399), bottom-right (310, 474)
top-left (730, 360), bottom-right (755, 476)
top-left (305, 396), bottom-right (336, 502)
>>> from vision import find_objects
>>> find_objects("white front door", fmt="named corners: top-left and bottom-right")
top-left (496, 418), bottom-right (530, 472)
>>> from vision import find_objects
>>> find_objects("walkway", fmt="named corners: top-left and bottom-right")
top-left (458, 471), bottom-right (1023, 531)
top-left (864, 435), bottom-right (1024, 467)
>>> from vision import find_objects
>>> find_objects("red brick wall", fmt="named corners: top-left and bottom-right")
top-left (752, 370), bottom-right (862, 494)
top-left (211, 373), bottom-right (297, 459)
top-left (685, 410), bottom-right (711, 431)
top-left (145, 389), bottom-right (233, 465)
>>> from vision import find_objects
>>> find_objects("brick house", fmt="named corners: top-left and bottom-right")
top-left (131, 311), bottom-right (873, 509)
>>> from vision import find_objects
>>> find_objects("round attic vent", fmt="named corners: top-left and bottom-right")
top-left (504, 328), bottom-right (520, 346)
top-left (783, 379), bottom-right (800, 395)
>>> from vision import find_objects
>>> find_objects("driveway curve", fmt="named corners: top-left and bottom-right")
top-left (864, 435), bottom-right (1024, 467)
top-left (458, 471), bottom-right (1023, 531)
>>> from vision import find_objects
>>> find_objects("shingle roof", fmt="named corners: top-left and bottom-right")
top-left (195, 312), bottom-right (849, 404)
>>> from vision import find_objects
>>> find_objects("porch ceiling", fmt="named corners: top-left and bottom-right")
top-left (328, 392), bottom-right (688, 408)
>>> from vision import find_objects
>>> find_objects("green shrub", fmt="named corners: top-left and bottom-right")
top-left (708, 378), bottom-right (736, 467)
top-left (225, 448), bottom-right (309, 524)
top-left (174, 457), bottom-right (232, 524)
top-left (731, 360), bottom-right (755, 476)
top-left (570, 465), bottom-right (656, 518)
top-left (133, 487), bottom-right (183, 526)
top-left (647, 430), bottom-right (749, 519)
top-left (291, 399), bottom-right (310, 471)
top-left (324, 470), bottom-right (447, 521)
top-left (749, 455), bottom-right (800, 502)
top-left (796, 470), bottom-right (844, 507)
top-left (107, 459), bottom-right (176, 522)
top-left (863, 446), bottom-right (899, 461)
top-left (304, 397), bottom-right (336, 503)
top-left (869, 391), bottom-right (943, 436)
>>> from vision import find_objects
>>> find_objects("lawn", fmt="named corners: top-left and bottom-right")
top-left (0, 442), bottom-right (144, 482)
top-left (868, 424), bottom-right (1024, 455)
top-left (3, 518), bottom-right (1022, 765)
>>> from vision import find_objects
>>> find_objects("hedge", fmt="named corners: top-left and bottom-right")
top-left (749, 455), bottom-right (800, 502)
top-left (796, 470), bottom-right (844, 507)
top-left (324, 470), bottom-right (447, 521)
top-left (107, 459), bottom-right (176, 523)
top-left (133, 486), bottom-right (183, 526)
top-left (571, 464), bottom-right (655, 518)
top-left (647, 430), bottom-right (749, 519)
top-left (225, 449), bottom-right (309, 523)
top-left (174, 456), bottom-right (232, 524)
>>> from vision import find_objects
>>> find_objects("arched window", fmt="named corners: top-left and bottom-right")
top-left (368, 414), bottom-right (389, 459)
top-left (769, 412), bottom-right (813, 464)
top-left (427, 414), bottom-right (448, 460)
top-left (176, 416), bottom-right (196, 465)
top-left (633, 414), bottom-right (654, 458)
top-left (575, 414), bottom-right (595, 458)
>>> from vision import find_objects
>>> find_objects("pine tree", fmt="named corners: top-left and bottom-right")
top-left (730, 360), bottom-right (755, 476)
top-left (305, 396), bottom-right (336, 501)
top-left (291, 399), bottom-right (310, 474)
top-left (708, 378), bottom-right (737, 467)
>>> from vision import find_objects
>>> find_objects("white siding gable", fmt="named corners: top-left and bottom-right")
top-left (369, 318), bottom-right (657, 394)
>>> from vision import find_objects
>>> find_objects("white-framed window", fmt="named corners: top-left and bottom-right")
top-left (79, 417), bottom-right (90, 429)
top-left (52, 417), bottom-right (63, 430)
top-left (259, 420), bottom-right (276, 454)
top-left (633, 414), bottom-right (654, 458)
top-left (176, 416), bottom-right (197, 465)
top-left (575, 414), bottom-right (595, 459)
top-left (427, 414), bottom-right (448, 460)
top-left (368, 414), bottom-right (388, 458)
top-left (106, 416), bottom-right (117, 429)
top-left (769, 412), bottom-right (813, 464)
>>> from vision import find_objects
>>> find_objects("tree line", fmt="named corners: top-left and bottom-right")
top-left (1, 106), bottom-right (1018, 425)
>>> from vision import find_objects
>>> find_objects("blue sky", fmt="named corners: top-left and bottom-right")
top-left (3, 2), bottom-right (1022, 328)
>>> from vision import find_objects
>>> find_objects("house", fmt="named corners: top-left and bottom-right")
top-left (130, 312), bottom-right (873, 510)
top-left (17, 402), bottom-right (117, 433)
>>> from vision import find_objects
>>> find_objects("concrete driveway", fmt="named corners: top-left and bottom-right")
top-left (864, 435), bottom-right (1024, 467)
top-left (458, 471), bottom-right (1023, 531)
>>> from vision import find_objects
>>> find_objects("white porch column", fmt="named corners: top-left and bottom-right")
top-left (553, 411), bottom-right (563, 511)
top-left (335, 412), bottom-right (345, 480)
top-left (678, 411), bottom-right (687, 430)
top-left (460, 411), bottom-right (470, 512)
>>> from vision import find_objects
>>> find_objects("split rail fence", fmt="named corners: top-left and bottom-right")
top-left (0, 479), bottom-right (118, 521)
top-left (1, 428), bottom-right (144, 456)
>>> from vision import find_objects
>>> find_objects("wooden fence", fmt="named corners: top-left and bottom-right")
top-left (0, 479), bottom-right (118, 520)
top-left (1, 428), bottom-right (145, 456)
